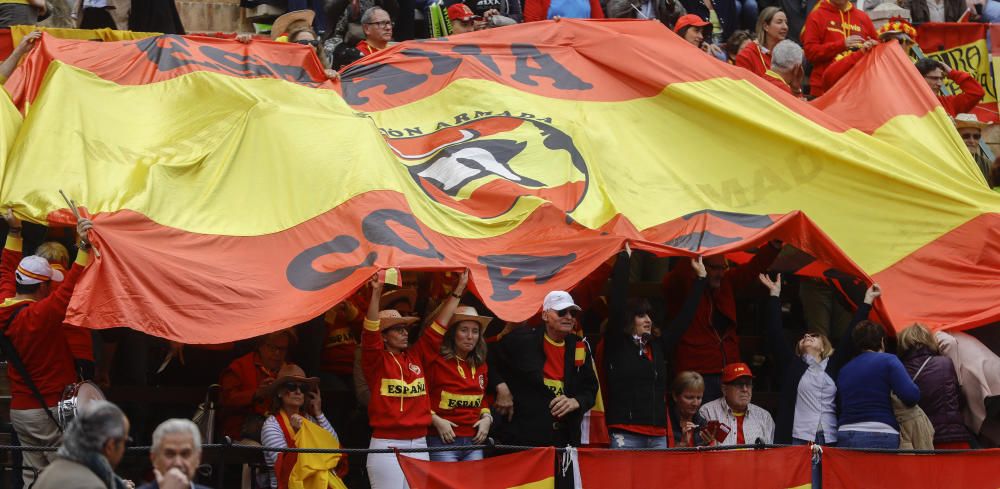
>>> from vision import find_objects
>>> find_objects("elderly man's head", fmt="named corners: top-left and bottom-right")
top-left (150, 419), bottom-right (202, 483)
top-left (361, 7), bottom-right (393, 49)
top-left (954, 113), bottom-right (988, 154)
top-left (720, 363), bottom-right (754, 413)
top-left (770, 39), bottom-right (804, 88)
top-left (541, 291), bottom-right (580, 341)
top-left (59, 401), bottom-right (130, 468)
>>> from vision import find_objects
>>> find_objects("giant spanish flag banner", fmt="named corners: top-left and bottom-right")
top-left (917, 22), bottom-right (998, 122)
top-left (823, 447), bottom-right (1000, 488)
top-left (398, 447), bottom-right (554, 488)
top-left (573, 446), bottom-right (812, 488)
top-left (0, 20), bottom-right (998, 343)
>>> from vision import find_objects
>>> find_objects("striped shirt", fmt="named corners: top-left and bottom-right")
top-left (261, 413), bottom-right (337, 489)
top-left (698, 398), bottom-right (774, 445)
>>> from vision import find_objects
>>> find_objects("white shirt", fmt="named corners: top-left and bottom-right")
top-left (698, 398), bottom-right (775, 445)
top-left (928, 0), bottom-right (946, 22)
top-left (792, 355), bottom-right (839, 442)
top-left (83, 0), bottom-right (109, 8)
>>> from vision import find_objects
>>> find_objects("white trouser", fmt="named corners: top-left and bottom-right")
top-left (366, 437), bottom-right (429, 489)
top-left (10, 407), bottom-right (61, 486)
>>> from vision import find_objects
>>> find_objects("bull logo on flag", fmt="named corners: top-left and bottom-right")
top-left (383, 115), bottom-right (590, 219)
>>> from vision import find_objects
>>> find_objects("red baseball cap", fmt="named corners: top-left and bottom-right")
top-left (674, 14), bottom-right (710, 34)
top-left (721, 363), bottom-right (754, 383)
top-left (448, 3), bottom-right (481, 22)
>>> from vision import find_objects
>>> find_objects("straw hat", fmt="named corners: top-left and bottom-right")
top-left (378, 309), bottom-right (419, 331)
top-left (448, 305), bottom-right (492, 330)
top-left (381, 288), bottom-right (417, 310)
top-left (264, 363), bottom-right (319, 398)
top-left (954, 113), bottom-right (991, 130)
top-left (271, 10), bottom-right (315, 40)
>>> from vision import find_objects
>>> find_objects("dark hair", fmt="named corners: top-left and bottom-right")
top-left (624, 298), bottom-right (654, 334)
top-left (15, 282), bottom-right (41, 295)
top-left (852, 320), bottom-right (886, 352)
top-left (915, 58), bottom-right (941, 76)
top-left (440, 320), bottom-right (488, 368)
top-left (727, 30), bottom-right (752, 59)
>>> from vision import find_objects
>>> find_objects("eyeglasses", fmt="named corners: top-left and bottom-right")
top-left (961, 132), bottom-right (982, 141)
top-left (281, 382), bottom-right (308, 393)
top-left (294, 39), bottom-right (319, 47)
top-left (556, 309), bottom-right (580, 318)
top-left (364, 20), bottom-right (394, 28)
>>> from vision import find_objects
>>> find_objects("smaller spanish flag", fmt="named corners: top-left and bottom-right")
top-left (399, 447), bottom-right (554, 489)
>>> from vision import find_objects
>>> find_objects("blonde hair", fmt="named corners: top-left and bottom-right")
top-left (898, 323), bottom-right (939, 355)
top-left (755, 7), bottom-right (783, 46)
top-left (35, 241), bottom-right (69, 268)
top-left (795, 333), bottom-right (834, 359)
top-left (671, 371), bottom-right (705, 397)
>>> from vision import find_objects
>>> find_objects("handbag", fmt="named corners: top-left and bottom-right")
top-left (893, 357), bottom-right (935, 449)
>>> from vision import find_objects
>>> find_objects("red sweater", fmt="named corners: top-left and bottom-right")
top-left (735, 42), bottom-right (771, 78)
top-left (417, 322), bottom-right (490, 437)
top-left (219, 352), bottom-right (280, 439)
top-left (362, 318), bottom-right (431, 439)
top-left (821, 49), bottom-right (865, 91)
top-left (801, 0), bottom-right (876, 97)
top-left (524, 0), bottom-right (604, 22)
top-left (662, 245), bottom-right (779, 374)
top-left (939, 70), bottom-right (985, 117)
top-left (0, 239), bottom-right (89, 410)
top-left (320, 299), bottom-right (361, 376)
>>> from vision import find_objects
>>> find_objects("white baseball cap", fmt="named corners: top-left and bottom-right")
top-left (543, 291), bottom-right (580, 312)
top-left (16, 255), bottom-right (64, 285)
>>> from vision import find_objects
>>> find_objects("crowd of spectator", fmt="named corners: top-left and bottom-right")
top-left (0, 0), bottom-right (998, 488)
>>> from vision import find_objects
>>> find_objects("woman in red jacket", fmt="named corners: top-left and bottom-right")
top-left (417, 271), bottom-right (495, 461)
top-left (735, 7), bottom-right (788, 77)
top-left (362, 275), bottom-right (431, 489)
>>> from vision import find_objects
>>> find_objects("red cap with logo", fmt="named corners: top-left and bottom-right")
top-left (721, 362), bottom-right (754, 383)
top-left (673, 14), bottom-right (710, 34)
top-left (448, 3), bottom-right (481, 21)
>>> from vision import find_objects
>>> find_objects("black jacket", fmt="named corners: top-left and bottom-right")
top-left (603, 252), bottom-right (706, 429)
top-left (490, 326), bottom-right (598, 447)
top-left (765, 295), bottom-right (870, 444)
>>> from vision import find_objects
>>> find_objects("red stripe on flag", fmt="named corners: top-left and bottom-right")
top-left (823, 447), bottom-right (1000, 488)
top-left (398, 447), bottom-right (554, 489)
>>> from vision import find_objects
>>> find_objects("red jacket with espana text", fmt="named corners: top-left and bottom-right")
top-left (362, 318), bottom-right (432, 439)
top-left (802, 0), bottom-right (876, 97)
top-left (416, 322), bottom-right (491, 437)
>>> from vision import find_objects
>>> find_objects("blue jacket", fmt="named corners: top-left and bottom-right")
top-left (837, 351), bottom-right (920, 430)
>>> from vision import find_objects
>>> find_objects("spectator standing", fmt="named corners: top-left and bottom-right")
top-left (766, 39), bottom-right (804, 95)
top-left (837, 320), bottom-right (920, 449)
top-left (674, 13), bottom-right (727, 61)
top-left (1, 210), bottom-right (92, 487)
top-left (361, 275), bottom-right (431, 489)
top-left (465, 0), bottom-right (522, 25)
top-left (953, 113), bottom-right (993, 183)
top-left (606, 0), bottom-right (686, 28)
top-left (219, 330), bottom-right (294, 442)
top-left (33, 401), bottom-right (131, 489)
top-left (801, 0), bottom-right (876, 97)
top-left (777, 0), bottom-right (815, 44)
top-left (698, 363), bottom-right (775, 445)
top-left (357, 7), bottom-right (394, 56)
top-left (523, 0), bottom-right (605, 22)
top-left (0, 0), bottom-right (43, 28)
top-left (139, 419), bottom-right (212, 489)
top-left (897, 324), bottom-right (972, 449)
top-left (0, 30), bottom-right (41, 84)
top-left (669, 371), bottom-right (710, 447)
top-left (33, 240), bottom-right (96, 380)
top-left (903, 0), bottom-right (965, 23)
top-left (603, 252), bottom-right (707, 449)
top-left (682, 0), bottom-right (738, 41)
top-left (915, 58), bottom-right (985, 118)
top-left (935, 330), bottom-right (1000, 440)
top-left (662, 243), bottom-right (780, 403)
top-left (761, 275), bottom-right (881, 445)
top-left (261, 364), bottom-right (345, 489)
top-left (735, 7), bottom-right (788, 78)
top-left (128, 0), bottom-right (185, 34)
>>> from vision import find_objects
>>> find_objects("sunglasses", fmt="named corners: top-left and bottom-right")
top-left (294, 39), bottom-right (319, 47)
top-left (556, 308), bottom-right (580, 318)
top-left (281, 382), bottom-right (309, 393)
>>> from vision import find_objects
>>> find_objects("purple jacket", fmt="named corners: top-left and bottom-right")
top-left (901, 347), bottom-right (970, 444)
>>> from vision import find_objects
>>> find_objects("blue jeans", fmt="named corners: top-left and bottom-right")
top-left (609, 430), bottom-right (668, 449)
top-left (836, 430), bottom-right (900, 449)
top-left (426, 436), bottom-right (483, 462)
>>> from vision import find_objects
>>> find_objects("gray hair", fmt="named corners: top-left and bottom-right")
top-left (771, 40), bottom-right (803, 72)
top-left (58, 401), bottom-right (127, 460)
top-left (151, 419), bottom-right (202, 454)
top-left (360, 7), bottom-right (387, 25)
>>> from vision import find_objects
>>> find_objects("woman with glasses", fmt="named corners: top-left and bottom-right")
top-left (759, 274), bottom-right (881, 445)
top-left (602, 250), bottom-right (707, 449)
top-left (260, 363), bottom-right (343, 489)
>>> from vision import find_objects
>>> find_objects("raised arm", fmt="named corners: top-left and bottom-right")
top-left (759, 273), bottom-right (794, 370)
top-left (661, 257), bottom-right (708, 353)
top-left (830, 283), bottom-right (878, 367)
top-left (413, 270), bottom-right (468, 363)
top-left (0, 31), bottom-right (41, 83)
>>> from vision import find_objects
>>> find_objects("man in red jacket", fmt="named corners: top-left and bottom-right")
top-left (915, 58), bottom-right (985, 118)
top-left (1, 210), bottom-right (92, 487)
top-left (801, 0), bottom-right (877, 97)
top-left (663, 242), bottom-right (780, 403)
top-left (524, 0), bottom-right (604, 22)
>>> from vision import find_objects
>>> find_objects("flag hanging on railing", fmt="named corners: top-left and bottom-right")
top-left (398, 447), bottom-right (555, 489)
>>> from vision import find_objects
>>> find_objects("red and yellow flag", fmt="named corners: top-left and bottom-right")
top-left (822, 447), bottom-right (1000, 488)
top-left (398, 447), bottom-right (554, 489)
top-left (0, 21), bottom-right (997, 343)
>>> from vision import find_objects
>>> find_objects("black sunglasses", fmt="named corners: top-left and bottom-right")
top-left (556, 308), bottom-right (580, 318)
top-left (294, 39), bottom-right (319, 47)
top-left (282, 382), bottom-right (308, 393)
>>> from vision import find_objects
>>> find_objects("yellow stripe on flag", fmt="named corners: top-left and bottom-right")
top-left (508, 476), bottom-right (555, 489)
